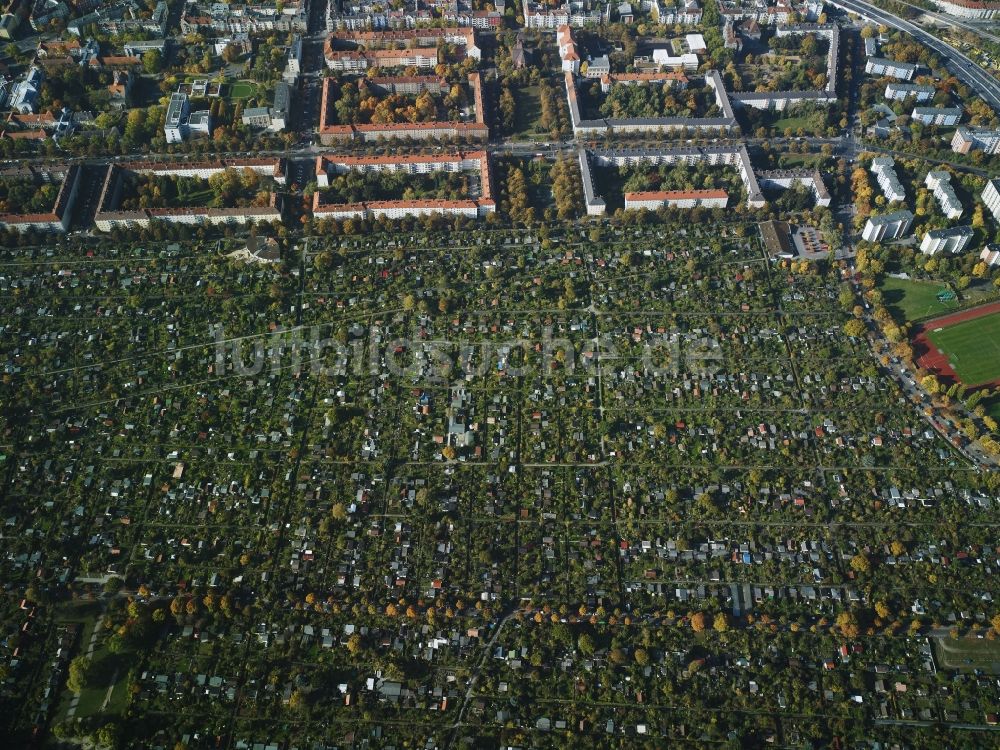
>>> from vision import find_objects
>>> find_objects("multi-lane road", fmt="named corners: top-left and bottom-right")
top-left (828, 0), bottom-right (1000, 112)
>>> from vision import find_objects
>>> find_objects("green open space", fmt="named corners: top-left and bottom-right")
top-left (880, 276), bottom-right (958, 323)
top-left (933, 635), bottom-right (1000, 674)
top-left (54, 634), bottom-right (132, 722)
top-left (512, 85), bottom-right (544, 137)
top-left (927, 313), bottom-right (1000, 386)
top-left (229, 81), bottom-right (258, 99)
top-left (768, 110), bottom-right (828, 134)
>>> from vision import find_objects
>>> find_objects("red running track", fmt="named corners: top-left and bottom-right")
top-left (911, 300), bottom-right (1000, 387)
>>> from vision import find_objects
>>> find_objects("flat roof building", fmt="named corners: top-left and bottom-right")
top-left (911, 106), bottom-right (961, 126)
top-left (982, 178), bottom-right (1000, 222)
top-left (862, 209), bottom-right (914, 242)
top-left (925, 171), bottom-right (963, 219)
top-left (885, 83), bottom-right (935, 102)
top-left (920, 225), bottom-right (973, 255)
top-left (865, 57), bottom-right (918, 81)
top-left (870, 157), bottom-right (906, 203)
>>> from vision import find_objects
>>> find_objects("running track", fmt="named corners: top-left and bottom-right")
top-left (911, 301), bottom-right (1000, 387)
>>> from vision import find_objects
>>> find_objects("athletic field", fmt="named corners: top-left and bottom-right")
top-left (926, 313), bottom-right (1000, 386)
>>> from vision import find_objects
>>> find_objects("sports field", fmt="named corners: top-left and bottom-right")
top-left (880, 276), bottom-right (958, 323)
top-left (926, 313), bottom-right (1000, 386)
top-left (933, 635), bottom-right (1000, 674)
top-left (229, 81), bottom-right (258, 99)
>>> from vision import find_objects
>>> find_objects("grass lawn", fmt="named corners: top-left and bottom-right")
top-left (512, 85), bottom-right (544, 137)
top-left (64, 642), bottom-right (132, 720)
top-left (229, 81), bottom-right (258, 99)
top-left (933, 635), bottom-right (1000, 674)
top-left (769, 111), bottom-right (826, 133)
top-left (175, 187), bottom-right (215, 207)
top-left (880, 276), bottom-right (958, 323)
top-left (927, 313), bottom-right (1000, 386)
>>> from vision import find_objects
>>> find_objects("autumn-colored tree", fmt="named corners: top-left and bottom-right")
top-left (837, 611), bottom-right (860, 639)
top-left (690, 612), bottom-right (707, 632)
top-left (850, 553), bottom-right (871, 574)
top-left (843, 319), bottom-right (866, 338)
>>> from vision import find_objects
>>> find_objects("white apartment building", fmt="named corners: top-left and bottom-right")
top-left (624, 189), bottom-right (729, 210)
top-left (865, 57), bottom-right (917, 81)
top-left (920, 225), bottom-right (973, 255)
top-left (925, 171), bottom-right (963, 219)
top-left (164, 92), bottom-right (211, 143)
top-left (911, 106), bottom-right (961, 126)
top-left (932, 0), bottom-right (1000, 19)
top-left (982, 178), bottom-right (1000, 222)
top-left (980, 245), bottom-right (1000, 268)
top-left (862, 210), bottom-right (914, 242)
top-left (870, 157), bottom-right (906, 203)
top-left (885, 83), bottom-right (935, 102)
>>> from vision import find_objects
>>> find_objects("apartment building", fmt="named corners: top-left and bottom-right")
top-left (884, 83), bottom-right (935, 102)
top-left (164, 92), bottom-right (211, 143)
top-left (931, 0), bottom-right (1000, 19)
top-left (312, 151), bottom-right (495, 221)
top-left (862, 210), bottom-right (914, 242)
top-left (951, 126), bottom-right (1000, 155)
top-left (93, 160), bottom-right (285, 230)
top-left (557, 25), bottom-right (580, 74)
top-left (318, 72), bottom-right (488, 144)
top-left (652, 0), bottom-right (702, 24)
top-left (624, 189), bottom-right (729, 210)
top-left (870, 157), bottom-right (906, 203)
top-left (924, 171), bottom-right (963, 219)
top-left (920, 225), bottom-right (973, 255)
top-left (982, 178), bottom-right (1000, 222)
top-left (911, 106), bottom-right (961, 126)
top-left (865, 57), bottom-right (917, 81)
top-left (0, 164), bottom-right (81, 233)
top-left (980, 245), bottom-right (1000, 268)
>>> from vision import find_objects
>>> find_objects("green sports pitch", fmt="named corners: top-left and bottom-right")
top-left (927, 313), bottom-right (1000, 386)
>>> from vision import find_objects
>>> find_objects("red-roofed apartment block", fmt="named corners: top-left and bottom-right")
top-left (312, 151), bottom-right (495, 221)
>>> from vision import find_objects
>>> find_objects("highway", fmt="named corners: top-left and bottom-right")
top-left (828, 0), bottom-right (1000, 112)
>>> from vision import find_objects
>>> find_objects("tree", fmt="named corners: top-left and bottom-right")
top-left (843, 319), bottom-right (866, 338)
top-left (713, 612), bottom-right (730, 632)
top-left (836, 611), bottom-right (860, 639)
top-left (577, 633), bottom-right (595, 655)
top-left (850, 553), bottom-right (871, 574)
top-left (690, 612), bottom-right (707, 632)
top-left (634, 648), bottom-right (649, 666)
top-left (346, 633), bottom-right (363, 655)
top-left (499, 85), bottom-right (517, 133)
top-left (96, 722), bottom-right (121, 749)
top-left (920, 374), bottom-right (940, 394)
top-left (143, 50), bottom-right (163, 75)
top-left (67, 656), bottom-right (92, 693)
